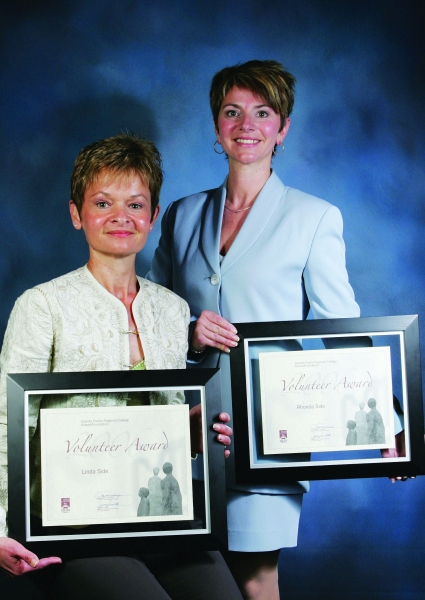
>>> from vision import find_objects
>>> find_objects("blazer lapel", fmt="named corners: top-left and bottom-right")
top-left (221, 171), bottom-right (286, 275)
top-left (200, 181), bottom-right (227, 273)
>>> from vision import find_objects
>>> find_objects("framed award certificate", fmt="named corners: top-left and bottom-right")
top-left (7, 369), bottom-right (227, 558)
top-left (229, 315), bottom-right (425, 483)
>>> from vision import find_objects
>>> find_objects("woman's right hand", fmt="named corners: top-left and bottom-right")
top-left (191, 310), bottom-right (239, 353)
top-left (0, 536), bottom-right (61, 576)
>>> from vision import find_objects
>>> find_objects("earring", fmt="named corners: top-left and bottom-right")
top-left (214, 141), bottom-right (225, 155)
top-left (273, 144), bottom-right (284, 156)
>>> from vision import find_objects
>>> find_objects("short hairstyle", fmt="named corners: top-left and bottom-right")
top-left (210, 59), bottom-right (296, 131)
top-left (70, 133), bottom-right (163, 219)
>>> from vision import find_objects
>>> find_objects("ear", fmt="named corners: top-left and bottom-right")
top-left (276, 117), bottom-right (291, 146)
top-left (69, 200), bottom-right (83, 230)
top-left (149, 205), bottom-right (160, 230)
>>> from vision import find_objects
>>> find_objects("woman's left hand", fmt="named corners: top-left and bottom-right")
top-left (381, 431), bottom-right (415, 482)
top-left (189, 404), bottom-right (232, 458)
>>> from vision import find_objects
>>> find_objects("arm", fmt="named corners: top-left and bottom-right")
top-left (303, 205), bottom-right (360, 319)
top-left (0, 537), bottom-right (61, 576)
top-left (147, 204), bottom-right (239, 354)
top-left (190, 310), bottom-right (239, 354)
top-left (146, 202), bottom-right (175, 289)
top-left (304, 206), bottom-right (408, 477)
top-left (147, 209), bottom-right (235, 449)
top-left (0, 289), bottom-right (54, 560)
top-left (0, 290), bottom-right (53, 537)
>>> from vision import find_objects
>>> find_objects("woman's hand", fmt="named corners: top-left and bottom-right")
top-left (191, 310), bottom-right (239, 353)
top-left (189, 404), bottom-right (232, 458)
top-left (381, 431), bottom-right (415, 482)
top-left (0, 536), bottom-right (61, 577)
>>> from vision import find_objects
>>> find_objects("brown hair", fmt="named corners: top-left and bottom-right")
top-left (70, 133), bottom-right (163, 219)
top-left (210, 59), bottom-right (296, 131)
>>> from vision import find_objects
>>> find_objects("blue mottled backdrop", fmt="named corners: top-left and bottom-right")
top-left (1, 1), bottom-right (424, 598)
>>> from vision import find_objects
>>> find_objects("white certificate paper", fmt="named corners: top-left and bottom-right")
top-left (259, 347), bottom-right (395, 454)
top-left (40, 404), bottom-right (193, 526)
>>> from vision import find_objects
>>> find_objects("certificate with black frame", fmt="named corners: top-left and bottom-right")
top-left (7, 368), bottom-right (227, 558)
top-left (229, 315), bottom-right (425, 484)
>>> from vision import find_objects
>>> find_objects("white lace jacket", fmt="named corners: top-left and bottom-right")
top-left (0, 266), bottom-right (190, 536)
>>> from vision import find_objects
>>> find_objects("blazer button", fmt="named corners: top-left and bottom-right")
top-left (210, 273), bottom-right (220, 286)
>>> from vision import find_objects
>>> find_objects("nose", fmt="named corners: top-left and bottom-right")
top-left (240, 113), bottom-right (254, 132)
top-left (110, 205), bottom-right (130, 224)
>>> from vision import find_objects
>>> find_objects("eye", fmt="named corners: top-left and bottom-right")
top-left (129, 202), bottom-right (143, 210)
top-left (225, 109), bottom-right (239, 118)
top-left (96, 201), bottom-right (109, 208)
top-left (257, 110), bottom-right (269, 118)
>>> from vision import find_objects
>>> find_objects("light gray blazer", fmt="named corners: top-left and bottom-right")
top-left (148, 171), bottom-right (360, 493)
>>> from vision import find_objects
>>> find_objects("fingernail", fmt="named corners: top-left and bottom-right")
top-left (30, 558), bottom-right (38, 568)
top-left (213, 424), bottom-right (220, 431)
top-left (217, 435), bottom-right (223, 442)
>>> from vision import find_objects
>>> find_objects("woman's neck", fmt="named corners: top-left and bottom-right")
top-left (87, 253), bottom-right (139, 303)
top-left (87, 252), bottom-right (144, 365)
top-left (226, 161), bottom-right (272, 209)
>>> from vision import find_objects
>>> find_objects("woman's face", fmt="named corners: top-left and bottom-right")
top-left (69, 169), bottom-right (159, 261)
top-left (215, 87), bottom-right (290, 168)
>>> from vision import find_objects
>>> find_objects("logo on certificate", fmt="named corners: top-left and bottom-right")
top-left (279, 430), bottom-right (288, 443)
top-left (61, 498), bottom-right (70, 513)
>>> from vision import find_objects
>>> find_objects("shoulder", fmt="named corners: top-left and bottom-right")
top-left (281, 185), bottom-right (342, 228)
top-left (267, 172), bottom-right (340, 222)
top-left (172, 187), bottom-right (219, 208)
top-left (137, 277), bottom-right (189, 312)
top-left (12, 267), bottom-right (78, 302)
top-left (284, 185), bottom-right (334, 212)
top-left (163, 185), bottom-right (222, 220)
top-left (33, 266), bottom-right (88, 291)
top-left (11, 267), bottom-right (90, 316)
top-left (24, 266), bottom-right (88, 296)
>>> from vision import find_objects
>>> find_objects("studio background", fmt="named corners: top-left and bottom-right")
top-left (1, 1), bottom-right (424, 598)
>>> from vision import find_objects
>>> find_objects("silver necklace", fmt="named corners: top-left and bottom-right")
top-left (224, 203), bottom-right (253, 213)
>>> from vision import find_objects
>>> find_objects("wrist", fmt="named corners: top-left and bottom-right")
top-left (189, 344), bottom-right (205, 354)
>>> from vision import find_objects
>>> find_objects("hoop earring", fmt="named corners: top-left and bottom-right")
top-left (214, 141), bottom-right (225, 155)
top-left (273, 144), bottom-right (284, 156)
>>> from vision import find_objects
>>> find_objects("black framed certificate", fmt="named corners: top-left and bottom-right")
top-left (7, 369), bottom-right (227, 558)
top-left (229, 315), bottom-right (425, 483)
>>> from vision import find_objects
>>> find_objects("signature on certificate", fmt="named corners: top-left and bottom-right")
top-left (95, 491), bottom-right (131, 511)
top-left (310, 423), bottom-right (337, 441)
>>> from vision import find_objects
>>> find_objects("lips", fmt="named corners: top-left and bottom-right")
top-left (106, 230), bottom-right (134, 237)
